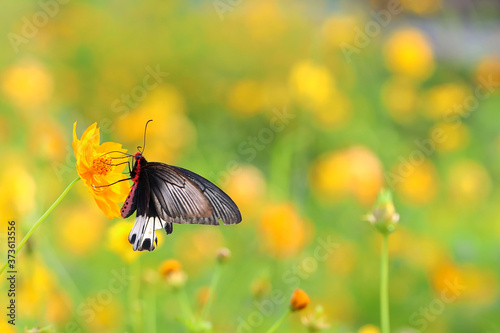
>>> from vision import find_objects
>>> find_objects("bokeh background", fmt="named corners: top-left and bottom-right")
top-left (1, 0), bottom-right (500, 332)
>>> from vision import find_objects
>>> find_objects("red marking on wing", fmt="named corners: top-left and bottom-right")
top-left (121, 182), bottom-right (138, 218)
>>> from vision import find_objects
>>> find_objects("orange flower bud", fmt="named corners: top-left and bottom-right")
top-left (159, 259), bottom-right (182, 278)
top-left (290, 289), bottom-right (310, 311)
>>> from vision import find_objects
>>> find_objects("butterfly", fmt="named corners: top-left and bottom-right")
top-left (115, 121), bottom-right (242, 251)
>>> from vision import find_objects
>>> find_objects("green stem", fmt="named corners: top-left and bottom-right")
top-left (380, 234), bottom-right (390, 333)
top-left (176, 287), bottom-right (195, 323)
top-left (0, 177), bottom-right (80, 276)
top-left (129, 258), bottom-right (142, 333)
top-left (200, 263), bottom-right (222, 322)
top-left (266, 310), bottom-right (290, 333)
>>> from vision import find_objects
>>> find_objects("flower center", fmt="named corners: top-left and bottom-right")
top-left (93, 157), bottom-right (113, 176)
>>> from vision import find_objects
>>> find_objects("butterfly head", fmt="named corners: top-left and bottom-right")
top-left (134, 152), bottom-right (143, 161)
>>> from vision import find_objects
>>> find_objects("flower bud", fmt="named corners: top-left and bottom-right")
top-left (216, 247), bottom-right (231, 264)
top-left (364, 189), bottom-right (400, 235)
top-left (301, 305), bottom-right (330, 332)
top-left (290, 288), bottom-right (310, 311)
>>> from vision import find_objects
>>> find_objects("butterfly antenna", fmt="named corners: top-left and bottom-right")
top-left (139, 119), bottom-right (153, 154)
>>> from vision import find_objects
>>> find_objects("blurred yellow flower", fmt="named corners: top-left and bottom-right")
top-left (73, 122), bottom-right (130, 219)
top-left (391, 232), bottom-right (447, 270)
top-left (223, 165), bottom-right (266, 219)
top-left (115, 85), bottom-right (195, 163)
top-left (290, 60), bottom-right (334, 108)
top-left (45, 290), bottom-right (72, 325)
top-left (107, 221), bottom-right (141, 262)
top-left (358, 324), bottom-right (380, 333)
top-left (432, 122), bottom-right (469, 152)
top-left (1, 60), bottom-right (53, 110)
top-left (327, 239), bottom-right (357, 276)
top-left (400, 0), bottom-right (441, 15)
top-left (87, 300), bottom-right (122, 332)
top-left (384, 28), bottom-right (434, 81)
top-left (394, 159), bottom-right (437, 205)
top-left (313, 92), bottom-right (352, 129)
top-left (423, 83), bottom-right (471, 120)
top-left (244, 0), bottom-right (286, 43)
top-left (460, 266), bottom-right (498, 306)
top-left (259, 203), bottom-right (310, 258)
top-left (29, 119), bottom-right (67, 161)
top-left (447, 160), bottom-right (491, 206)
top-left (290, 288), bottom-right (310, 311)
top-left (381, 76), bottom-right (419, 124)
top-left (0, 321), bottom-right (14, 333)
top-left (55, 206), bottom-right (106, 256)
top-left (311, 146), bottom-right (383, 206)
top-left (174, 229), bottom-right (224, 275)
top-left (322, 15), bottom-right (360, 47)
top-left (227, 80), bottom-right (265, 116)
top-left (476, 56), bottom-right (500, 89)
top-left (0, 162), bottom-right (36, 222)
top-left (18, 259), bottom-right (56, 319)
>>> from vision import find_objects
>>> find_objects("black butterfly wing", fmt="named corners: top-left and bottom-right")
top-left (144, 162), bottom-right (242, 225)
top-left (169, 165), bottom-right (242, 225)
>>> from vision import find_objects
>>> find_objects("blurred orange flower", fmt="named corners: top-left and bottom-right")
top-left (259, 203), bottom-right (310, 258)
top-left (159, 259), bottom-right (182, 277)
top-left (384, 28), bottom-right (434, 81)
top-left (73, 122), bottom-right (130, 218)
top-left (290, 288), bottom-right (310, 311)
top-left (311, 146), bottom-right (383, 206)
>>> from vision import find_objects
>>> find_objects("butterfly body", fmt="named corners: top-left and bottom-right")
top-left (122, 152), bottom-right (241, 251)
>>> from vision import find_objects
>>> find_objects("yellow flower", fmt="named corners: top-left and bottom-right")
top-left (476, 56), bottom-right (500, 89)
top-left (108, 221), bottom-right (142, 262)
top-left (322, 15), bottom-right (360, 47)
top-left (1, 60), bottom-right (53, 110)
top-left (400, 0), bottom-right (441, 15)
top-left (358, 324), bottom-right (380, 333)
top-left (55, 205), bottom-right (106, 256)
top-left (223, 165), bottom-right (267, 219)
top-left (227, 80), bottom-right (265, 116)
top-left (384, 28), bottom-right (434, 81)
top-left (432, 122), bottom-right (469, 152)
top-left (311, 147), bottom-right (383, 206)
top-left (290, 60), bottom-right (334, 108)
top-left (447, 160), bottom-right (491, 206)
top-left (290, 289), bottom-right (310, 311)
top-left (394, 159), bottom-right (437, 205)
top-left (423, 83), bottom-right (471, 120)
top-left (259, 203), bottom-right (310, 258)
top-left (73, 122), bottom-right (130, 219)
top-left (381, 76), bottom-right (419, 124)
